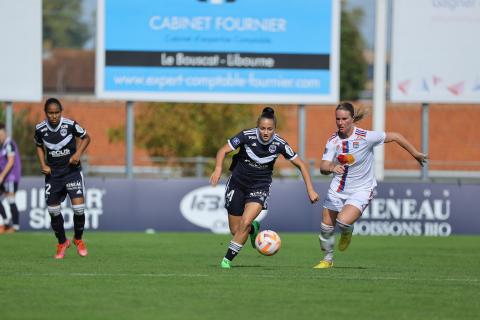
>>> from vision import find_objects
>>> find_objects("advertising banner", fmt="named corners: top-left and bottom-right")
top-left (96, 0), bottom-right (340, 104)
top-left (0, 0), bottom-right (42, 102)
top-left (391, 0), bottom-right (480, 103)
top-left (5, 178), bottom-right (478, 236)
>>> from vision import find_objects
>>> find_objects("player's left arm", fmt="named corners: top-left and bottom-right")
top-left (290, 156), bottom-right (320, 204)
top-left (384, 132), bottom-right (428, 167)
top-left (69, 133), bottom-right (91, 166)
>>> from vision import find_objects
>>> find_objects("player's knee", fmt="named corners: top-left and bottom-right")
top-left (72, 203), bottom-right (85, 216)
top-left (47, 205), bottom-right (62, 217)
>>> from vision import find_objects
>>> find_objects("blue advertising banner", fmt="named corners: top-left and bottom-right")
top-left (96, 0), bottom-right (340, 104)
top-left (5, 178), bottom-right (479, 236)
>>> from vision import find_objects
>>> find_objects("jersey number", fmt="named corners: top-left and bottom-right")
top-left (45, 184), bottom-right (51, 195)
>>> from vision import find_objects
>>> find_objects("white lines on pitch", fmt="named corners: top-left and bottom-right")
top-left (4, 272), bottom-right (208, 278)
top-left (2, 272), bottom-right (478, 283)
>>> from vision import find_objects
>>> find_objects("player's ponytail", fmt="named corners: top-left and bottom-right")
top-left (44, 97), bottom-right (63, 112)
top-left (336, 102), bottom-right (368, 123)
top-left (257, 106), bottom-right (277, 127)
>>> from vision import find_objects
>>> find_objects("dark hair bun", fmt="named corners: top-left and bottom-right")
top-left (262, 107), bottom-right (275, 115)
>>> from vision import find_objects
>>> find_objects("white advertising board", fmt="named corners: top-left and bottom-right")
top-left (391, 0), bottom-right (480, 103)
top-left (0, 0), bottom-right (42, 102)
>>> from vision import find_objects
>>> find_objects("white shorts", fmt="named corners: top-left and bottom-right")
top-left (323, 189), bottom-right (374, 214)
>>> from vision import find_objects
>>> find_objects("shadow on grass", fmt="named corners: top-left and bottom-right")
top-left (211, 264), bottom-right (264, 268)
top-left (330, 266), bottom-right (369, 270)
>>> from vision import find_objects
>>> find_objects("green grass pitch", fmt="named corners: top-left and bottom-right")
top-left (0, 232), bottom-right (479, 320)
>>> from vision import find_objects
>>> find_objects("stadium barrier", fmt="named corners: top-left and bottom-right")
top-left (6, 177), bottom-right (478, 235)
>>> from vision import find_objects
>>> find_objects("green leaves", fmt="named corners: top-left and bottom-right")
top-left (340, 6), bottom-right (368, 101)
top-left (43, 0), bottom-right (91, 49)
top-left (137, 103), bottom-right (255, 157)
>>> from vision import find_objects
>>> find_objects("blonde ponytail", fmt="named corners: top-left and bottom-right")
top-left (352, 106), bottom-right (368, 123)
top-left (336, 102), bottom-right (369, 123)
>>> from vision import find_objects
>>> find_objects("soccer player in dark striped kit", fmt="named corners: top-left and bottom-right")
top-left (210, 107), bottom-right (320, 269)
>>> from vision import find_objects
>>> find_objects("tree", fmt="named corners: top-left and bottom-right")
top-left (109, 103), bottom-right (258, 158)
top-left (108, 103), bottom-right (289, 175)
top-left (340, 5), bottom-right (368, 101)
top-left (43, 0), bottom-right (91, 49)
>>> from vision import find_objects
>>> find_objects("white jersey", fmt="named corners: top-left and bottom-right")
top-left (322, 127), bottom-right (385, 195)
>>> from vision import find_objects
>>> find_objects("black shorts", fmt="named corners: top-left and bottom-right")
top-left (224, 176), bottom-right (270, 216)
top-left (0, 181), bottom-right (18, 194)
top-left (45, 170), bottom-right (85, 206)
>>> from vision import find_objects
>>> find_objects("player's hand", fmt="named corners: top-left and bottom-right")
top-left (210, 168), bottom-right (222, 187)
top-left (308, 190), bottom-right (320, 204)
top-left (0, 175), bottom-right (4, 184)
top-left (331, 164), bottom-right (346, 174)
top-left (414, 153), bottom-right (428, 167)
top-left (69, 153), bottom-right (81, 166)
top-left (41, 165), bottom-right (51, 175)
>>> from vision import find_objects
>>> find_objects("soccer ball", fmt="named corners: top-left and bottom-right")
top-left (255, 230), bottom-right (281, 256)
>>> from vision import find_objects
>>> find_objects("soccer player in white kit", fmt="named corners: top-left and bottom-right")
top-left (314, 102), bottom-right (427, 269)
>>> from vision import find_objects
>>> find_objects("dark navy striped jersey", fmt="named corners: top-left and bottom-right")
top-left (34, 117), bottom-right (87, 177)
top-left (227, 128), bottom-right (297, 188)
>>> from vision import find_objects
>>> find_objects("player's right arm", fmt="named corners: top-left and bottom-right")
top-left (34, 129), bottom-right (51, 175)
top-left (320, 160), bottom-right (345, 175)
top-left (210, 143), bottom-right (235, 187)
top-left (210, 131), bottom-right (246, 186)
top-left (35, 145), bottom-right (51, 175)
top-left (319, 139), bottom-right (345, 175)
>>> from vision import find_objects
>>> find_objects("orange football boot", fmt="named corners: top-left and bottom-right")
top-left (54, 239), bottom-right (71, 259)
top-left (73, 239), bottom-right (88, 257)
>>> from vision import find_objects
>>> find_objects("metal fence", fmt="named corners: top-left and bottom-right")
top-left (20, 155), bottom-right (480, 184)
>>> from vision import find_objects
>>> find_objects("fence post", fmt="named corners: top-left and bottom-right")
top-left (195, 156), bottom-right (204, 178)
top-left (309, 159), bottom-right (316, 179)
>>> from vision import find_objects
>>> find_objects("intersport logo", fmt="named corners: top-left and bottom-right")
top-left (179, 185), bottom-right (267, 234)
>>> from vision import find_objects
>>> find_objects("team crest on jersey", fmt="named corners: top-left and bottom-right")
top-left (353, 141), bottom-right (360, 148)
top-left (268, 145), bottom-right (277, 153)
top-left (60, 128), bottom-right (68, 137)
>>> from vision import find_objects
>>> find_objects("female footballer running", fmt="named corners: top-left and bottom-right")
top-left (314, 102), bottom-right (427, 269)
top-left (210, 107), bottom-right (320, 269)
